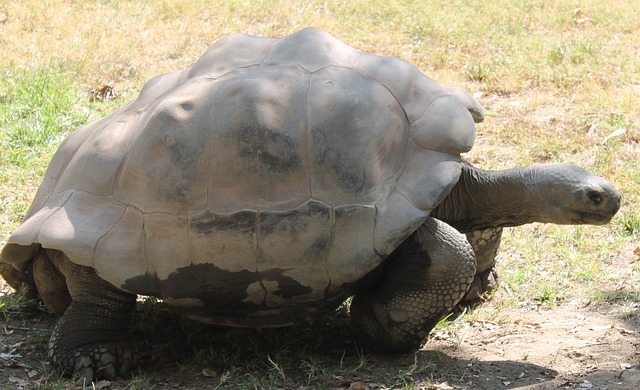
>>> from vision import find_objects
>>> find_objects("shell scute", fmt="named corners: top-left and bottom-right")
top-left (307, 66), bottom-right (408, 205)
top-left (94, 206), bottom-right (146, 287)
top-left (115, 78), bottom-right (213, 213)
top-left (206, 65), bottom-right (311, 212)
top-left (187, 33), bottom-right (274, 79)
top-left (37, 192), bottom-right (125, 267)
top-left (410, 95), bottom-right (476, 154)
top-left (258, 200), bottom-right (332, 306)
top-left (327, 204), bottom-right (378, 287)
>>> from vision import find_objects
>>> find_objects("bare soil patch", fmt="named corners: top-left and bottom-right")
top-left (2, 285), bottom-right (638, 389)
top-left (428, 304), bottom-right (639, 389)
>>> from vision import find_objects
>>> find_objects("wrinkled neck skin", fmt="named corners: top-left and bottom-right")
top-left (431, 163), bottom-right (559, 233)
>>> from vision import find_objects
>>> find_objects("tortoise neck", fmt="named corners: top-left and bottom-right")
top-left (431, 163), bottom-right (548, 232)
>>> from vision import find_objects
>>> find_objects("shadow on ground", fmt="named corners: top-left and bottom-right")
top-left (1, 294), bottom-right (638, 389)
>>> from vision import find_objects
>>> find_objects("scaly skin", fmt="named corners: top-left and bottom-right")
top-left (350, 217), bottom-right (476, 352)
top-left (0, 261), bottom-right (34, 294)
top-left (460, 228), bottom-right (502, 305)
top-left (33, 250), bottom-right (137, 380)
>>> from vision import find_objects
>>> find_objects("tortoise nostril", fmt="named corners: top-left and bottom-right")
top-left (588, 191), bottom-right (603, 206)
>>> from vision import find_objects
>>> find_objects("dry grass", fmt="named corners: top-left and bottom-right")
top-left (0, 0), bottom-right (638, 388)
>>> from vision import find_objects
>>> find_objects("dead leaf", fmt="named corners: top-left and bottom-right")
top-left (602, 128), bottom-right (626, 144)
top-left (514, 319), bottom-right (542, 328)
top-left (589, 325), bottom-right (612, 331)
top-left (574, 8), bottom-right (590, 26)
top-left (88, 85), bottom-right (117, 102)
top-left (348, 381), bottom-right (366, 390)
top-left (432, 383), bottom-right (455, 389)
top-left (617, 327), bottom-right (635, 335)
top-left (95, 380), bottom-right (111, 389)
top-left (432, 329), bottom-right (451, 340)
top-left (201, 368), bottom-right (217, 378)
top-left (480, 336), bottom-right (497, 344)
top-left (8, 376), bottom-right (27, 385)
top-left (474, 319), bottom-right (499, 330)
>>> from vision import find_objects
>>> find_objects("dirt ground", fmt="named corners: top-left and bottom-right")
top-left (426, 304), bottom-right (640, 389)
top-left (1, 288), bottom-right (638, 390)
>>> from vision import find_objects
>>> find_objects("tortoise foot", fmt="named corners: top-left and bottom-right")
top-left (48, 297), bottom-right (137, 379)
top-left (36, 251), bottom-right (138, 379)
top-left (458, 268), bottom-right (498, 307)
top-left (50, 339), bottom-right (135, 380)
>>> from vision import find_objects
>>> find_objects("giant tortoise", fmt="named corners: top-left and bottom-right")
top-left (0, 28), bottom-right (620, 379)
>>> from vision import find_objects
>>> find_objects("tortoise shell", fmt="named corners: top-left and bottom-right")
top-left (2, 28), bottom-right (480, 325)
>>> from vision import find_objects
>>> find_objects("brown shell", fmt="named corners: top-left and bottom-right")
top-left (2, 28), bottom-right (481, 320)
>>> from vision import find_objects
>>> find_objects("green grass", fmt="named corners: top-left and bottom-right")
top-left (0, 67), bottom-right (119, 239)
top-left (0, 68), bottom-right (85, 167)
top-left (619, 210), bottom-right (640, 237)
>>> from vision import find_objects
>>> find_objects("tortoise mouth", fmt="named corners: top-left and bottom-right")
top-left (570, 210), bottom-right (616, 225)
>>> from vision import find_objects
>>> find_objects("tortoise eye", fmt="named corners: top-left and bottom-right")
top-left (587, 191), bottom-right (602, 205)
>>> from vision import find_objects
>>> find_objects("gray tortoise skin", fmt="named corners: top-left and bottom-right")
top-left (0, 28), bottom-right (620, 379)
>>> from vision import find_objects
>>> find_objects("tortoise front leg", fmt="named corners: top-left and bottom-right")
top-left (350, 218), bottom-right (475, 352)
top-left (35, 250), bottom-right (137, 380)
top-left (458, 228), bottom-right (502, 307)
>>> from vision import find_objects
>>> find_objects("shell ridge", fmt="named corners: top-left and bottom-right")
top-left (309, 63), bottom-right (412, 125)
top-left (91, 201), bottom-right (129, 268)
top-left (409, 94), bottom-right (446, 126)
top-left (49, 119), bottom-right (113, 196)
top-left (409, 92), bottom-right (478, 127)
top-left (392, 146), bottom-right (439, 212)
top-left (392, 184), bottom-right (416, 210)
top-left (372, 204), bottom-right (380, 256)
top-left (351, 68), bottom-right (411, 126)
top-left (34, 191), bottom-right (73, 250)
top-left (304, 72), bottom-right (313, 200)
top-left (323, 204), bottom-right (335, 295)
top-left (141, 211), bottom-right (156, 295)
top-left (406, 136), bottom-right (435, 152)
top-left (206, 82), bottom-right (215, 209)
top-left (202, 63), bottom-right (262, 81)
top-left (255, 209), bottom-right (267, 305)
top-left (111, 115), bottom-right (143, 195)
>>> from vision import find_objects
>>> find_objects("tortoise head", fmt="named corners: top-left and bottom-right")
top-left (529, 163), bottom-right (620, 225)
top-left (432, 162), bottom-right (621, 232)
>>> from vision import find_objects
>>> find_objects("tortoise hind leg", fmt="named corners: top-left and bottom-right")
top-left (0, 261), bottom-right (37, 298)
top-left (37, 250), bottom-right (137, 380)
top-left (32, 251), bottom-right (71, 315)
top-left (350, 218), bottom-right (475, 352)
